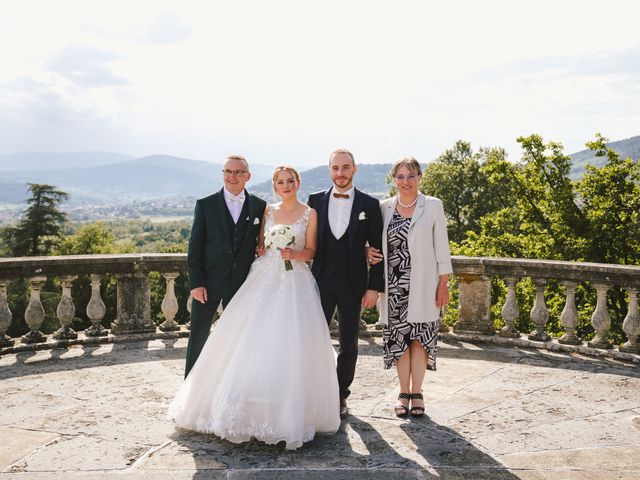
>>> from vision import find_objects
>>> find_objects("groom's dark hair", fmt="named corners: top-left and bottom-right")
top-left (329, 148), bottom-right (355, 165)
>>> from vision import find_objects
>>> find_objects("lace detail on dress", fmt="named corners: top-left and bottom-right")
top-left (264, 204), bottom-right (311, 254)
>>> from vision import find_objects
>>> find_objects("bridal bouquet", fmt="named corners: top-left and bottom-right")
top-left (265, 224), bottom-right (296, 271)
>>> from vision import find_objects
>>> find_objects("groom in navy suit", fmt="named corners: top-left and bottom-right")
top-left (308, 149), bottom-right (384, 418)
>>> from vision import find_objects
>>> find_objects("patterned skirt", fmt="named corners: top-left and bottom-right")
top-left (383, 320), bottom-right (439, 371)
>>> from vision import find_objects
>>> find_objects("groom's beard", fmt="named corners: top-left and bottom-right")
top-left (333, 178), bottom-right (353, 190)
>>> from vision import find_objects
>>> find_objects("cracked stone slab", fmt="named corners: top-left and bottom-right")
top-left (4, 435), bottom-right (150, 472)
top-left (16, 404), bottom-right (175, 447)
top-left (500, 445), bottom-right (640, 471)
top-left (473, 410), bottom-right (640, 455)
top-left (0, 472), bottom-right (226, 479)
top-left (1, 388), bottom-right (84, 427)
top-left (0, 427), bottom-right (59, 470)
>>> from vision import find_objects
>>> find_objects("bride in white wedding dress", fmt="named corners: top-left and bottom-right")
top-left (168, 165), bottom-right (340, 450)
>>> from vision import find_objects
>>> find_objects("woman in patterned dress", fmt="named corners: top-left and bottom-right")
top-left (369, 157), bottom-right (452, 417)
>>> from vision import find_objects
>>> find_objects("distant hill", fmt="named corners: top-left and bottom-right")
top-left (0, 154), bottom-right (275, 205)
top-left (251, 163), bottom-right (394, 202)
top-left (569, 135), bottom-right (640, 178)
top-left (3, 137), bottom-right (638, 217)
top-left (0, 151), bottom-right (133, 171)
top-left (0, 182), bottom-right (31, 203)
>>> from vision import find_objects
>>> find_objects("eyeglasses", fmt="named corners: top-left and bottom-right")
top-left (395, 174), bottom-right (419, 181)
top-left (222, 169), bottom-right (247, 177)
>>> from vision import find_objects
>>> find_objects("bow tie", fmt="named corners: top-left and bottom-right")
top-left (333, 192), bottom-right (350, 199)
top-left (229, 192), bottom-right (245, 203)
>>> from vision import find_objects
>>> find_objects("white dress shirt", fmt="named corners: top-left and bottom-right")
top-left (328, 185), bottom-right (354, 239)
top-left (224, 188), bottom-right (245, 224)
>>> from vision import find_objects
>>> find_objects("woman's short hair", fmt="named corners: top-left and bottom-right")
top-left (390, 157), bottom-right (422, 177)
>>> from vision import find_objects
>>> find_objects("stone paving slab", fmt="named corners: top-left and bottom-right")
top-left (1, 337), bottom-right (640, 480)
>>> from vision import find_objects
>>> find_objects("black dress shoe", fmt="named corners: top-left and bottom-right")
top-left (339, 399), bottom-right (349, 419)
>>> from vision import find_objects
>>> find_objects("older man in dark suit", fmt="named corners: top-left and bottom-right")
top-left (308, 149), bottom-right (384, 418)
top-left (185, 155), bottom-right (266, 377)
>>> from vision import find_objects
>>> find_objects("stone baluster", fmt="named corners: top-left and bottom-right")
top-left (499, 276), bottom-right (520, 338)
top-left (111, 273), bottom-right (155, 334)
top-left (359, 316), bottom-right (368, 333)
top-left (454, 273), bottom-right (493, 334)
top-left (186, 293), bottom-right (192, 330)
top-left (21, 276), bottom-right (48, 344)
top-left (439, 305), bottom-right (450, 333)
top-left (53, 275), bottom-right (78, 340)
top-left (587, 283), bottom-right (612, 349)
top-left (559, 280), bottom-right (581, 345)
top-left (330, 309), bottom-right (339, 334)
top-left (85, 274), bottom-right (108, 336)
top-left (0, 280), bottom-right (14, 347)
top-left (374, 297), bottom-right (384, 330)
top-left (620, 288), bottom-right (639, 353)
top-left (528, 278), bottom-right (550, 342)
top-left (159, 272), bottom-right (180, 332)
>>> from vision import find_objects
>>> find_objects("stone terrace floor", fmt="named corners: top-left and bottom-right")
top-left (1, 336), bottom-right (639, 480)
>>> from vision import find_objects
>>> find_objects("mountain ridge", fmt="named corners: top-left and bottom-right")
top-left (1, 135), bottom-right (638, 207)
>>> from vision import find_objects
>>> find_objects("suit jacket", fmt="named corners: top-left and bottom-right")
top-left (308, 188), bottom-right (384, 297)
top-left (379, 193), bottom-right (453, 325)
top-left (187, 188), bottom-right (266, 298)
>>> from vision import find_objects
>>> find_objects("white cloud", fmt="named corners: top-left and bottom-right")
top-left (144, 12), bottom-right (192, 44)
top-left (1, 0), bottom-right (639, 164)
top-left (47, 45), bottom-right (128, 87)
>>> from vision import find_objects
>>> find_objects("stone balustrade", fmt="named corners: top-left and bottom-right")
top-left (0, 254), bottom-right (186, 350)
top-left (0, 254), bottom-right (639, 361)
top-left (452, 257), bottom-right (640, 356)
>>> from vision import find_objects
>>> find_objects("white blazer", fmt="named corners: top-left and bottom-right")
top-left (379, 193), bottom-right (453, 325)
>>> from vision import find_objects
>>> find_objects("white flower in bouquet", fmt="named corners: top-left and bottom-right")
top-left (265, 224), bottom-right (296, 270)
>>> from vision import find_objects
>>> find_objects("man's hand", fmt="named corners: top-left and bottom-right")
top-left (365, 246), bottom-right (383, 266)
top-left (191, 287), bottom-right (208, 304)
top-left (361, 289), bottom-right (379, 308)
top-left (256, 245), bottom-right (266, 256)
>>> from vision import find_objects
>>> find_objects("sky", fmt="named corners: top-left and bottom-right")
top-left (1, 0), bottom-right (639, 167)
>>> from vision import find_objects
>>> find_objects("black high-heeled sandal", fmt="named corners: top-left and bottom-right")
top-left (394, 392), bottom-right (411, 417)
top-left (410, 392), bottom-right (425, 417)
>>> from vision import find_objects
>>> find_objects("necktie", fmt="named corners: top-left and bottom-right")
top-left (333, 192), bottom-right (350, 199)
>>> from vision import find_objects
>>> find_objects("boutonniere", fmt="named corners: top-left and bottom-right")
top-left (253, 217), bottom-right (260, 225)
top-left (358, 211), bottom-right (367, 221)
top-left (245, 216), bottom-right (250, 221)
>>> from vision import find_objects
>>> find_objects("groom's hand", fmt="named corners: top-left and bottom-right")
top-left (191, 287), bottom-right (208, 304)
top-left (366, 246), bottom-right (383, 266)
top-left (361, 289), bottom-right (379, 308)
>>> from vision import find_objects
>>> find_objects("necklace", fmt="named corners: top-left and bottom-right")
top-left (397, 196), bottom-right (418, 208)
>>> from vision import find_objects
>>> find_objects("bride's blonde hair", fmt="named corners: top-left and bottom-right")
top-left (271, 165), bottom-right (301, 202)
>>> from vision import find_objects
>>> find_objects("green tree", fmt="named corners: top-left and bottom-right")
top-left (455, 134), bottom-right (638, 342)
top-left (577, 134), bottom-right (640, 339)
top-left (578, 133), bottom-right (640, 266)
top-left (514, 134), bottom-right (588, 260)
top-left (2, 183), bottom-right (69, 256)
top-left (56, 222), bottom-right (116, 255)
top-left (420, 141), bottom-right (514, 243)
